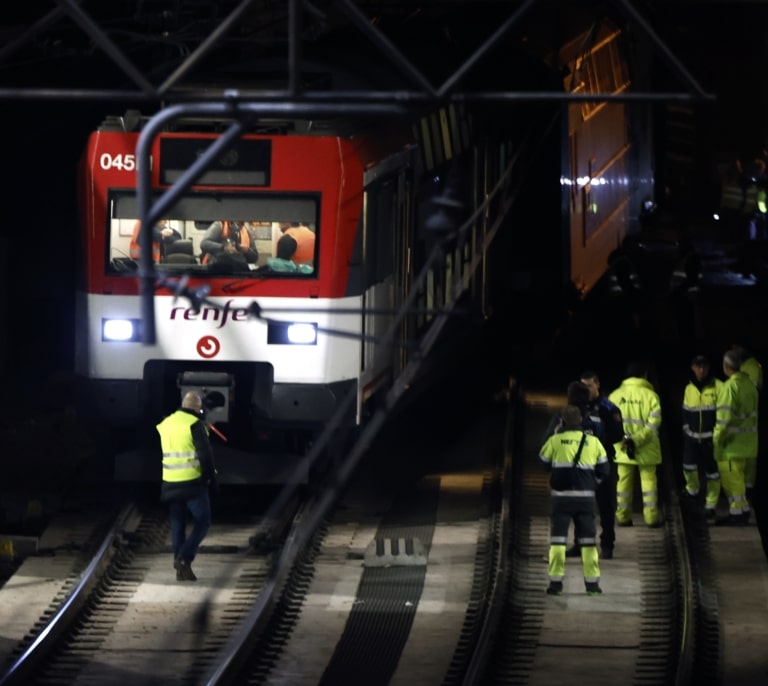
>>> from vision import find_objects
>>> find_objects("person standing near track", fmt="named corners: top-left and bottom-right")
top-left (728, 343), bottom-right (762, 502)
top-left (543, 379), bottom-right (619, 559)
top-left (540, 404), bottom-right (609, 596)
top-left (579, 369), bottom-right (624, 558)
top-left (681, 354), bottom-right (722, 521)
top-left (608, 361), bottom-right (663, 527)
top-left (156, 391), bottom-right (219, 581)
top-left (729, 344), bottom-right (763, 391)
top-left (713, 349), bottom-right (758, 525)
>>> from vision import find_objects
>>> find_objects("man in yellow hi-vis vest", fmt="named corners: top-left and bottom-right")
top-left (156, 391), bottom-right (218, 581)
top-left (539, 405), bottom-right (610, 596)
top-left (714, 350), bottom-right (758, 525)
top-left (608, 361), bottom-right (663, 527)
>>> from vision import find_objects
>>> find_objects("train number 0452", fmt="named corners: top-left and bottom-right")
top-left (99, 153), bottom-right (136, 171)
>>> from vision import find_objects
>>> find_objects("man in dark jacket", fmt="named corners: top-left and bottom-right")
top-left (580, 370), bottom-right (624, 558)
top-left (156, 391), bottom-right (218, 581)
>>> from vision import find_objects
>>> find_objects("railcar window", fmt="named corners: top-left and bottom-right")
top-left (105, 190), bottom-right (318, 277)
top-left (579, 32), bottom-right (630, 121)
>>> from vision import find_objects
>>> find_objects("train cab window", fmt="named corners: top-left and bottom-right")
top-left (105, 190), bottom-right (318, 278)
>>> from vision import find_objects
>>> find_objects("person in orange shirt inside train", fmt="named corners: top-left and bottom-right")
top-left (129, 218), bottom-right (181, 262)
top-left (279, 222), bottom-right (315, 265)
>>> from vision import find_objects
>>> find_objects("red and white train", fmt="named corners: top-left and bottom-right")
top-left (74, 19), bottom-right (651, 484)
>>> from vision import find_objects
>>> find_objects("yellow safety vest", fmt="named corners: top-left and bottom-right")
top-left (156, 411), bottom-right (205, 483)
top-left (742, 184), bottom-right (758, 215)
top-left (720, 182), bottom-right (744, 211)
top-left (714, 372), bottom-right (759, 461)
top-left (608, 377), bottom-right (663, 465)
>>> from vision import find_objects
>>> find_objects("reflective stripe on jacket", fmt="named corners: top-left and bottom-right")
top-left (682, 377), bottom-right (722, 442)
top-left (157, 410), bottom-right (206, 483)
top-left (539, 429), bottom-right (609, 496)
top-left (720, 182), bottom-right (744, 211)
top-left (608, 377), bottom-right (662, 465)
top-left (714, 371), bottom-right (758, 461)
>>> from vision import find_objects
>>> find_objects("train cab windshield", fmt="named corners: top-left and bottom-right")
top-left (106, 190), bottom-right (318, 277)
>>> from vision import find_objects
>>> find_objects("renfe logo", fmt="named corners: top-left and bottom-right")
top-left (196, 336), bottom-right (220, 358)
top-left (169, 300), bottom-right (250, 329)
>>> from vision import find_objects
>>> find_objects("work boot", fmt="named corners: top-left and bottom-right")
top-left (176, 559), bottom-right (197, 581)
top-left (546, 581), bottom-right (563, 596)
top-left (585, 581), bottom-right (602, 595)
top-left (715, 514), bottom-right (749, 527)
top-left (600, 547), bottom-right (614, 560)
top-left (565, 545), bottom-right (581, 558)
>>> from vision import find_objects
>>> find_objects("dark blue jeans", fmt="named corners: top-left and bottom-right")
top-left (169, 491), bottom-right (211, 563)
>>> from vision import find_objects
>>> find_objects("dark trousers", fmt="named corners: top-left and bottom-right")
top-left (169, 491), bottom-right (211, 563)
top-left (572, 465), bottom-right (615, 549)
top-left (552, 495), bottom-right (598, 545)
top-left (596, 466), bottom-right (616, 548)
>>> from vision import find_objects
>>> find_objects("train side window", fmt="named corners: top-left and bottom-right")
top-left (110, 218), bottom-right (134, 263)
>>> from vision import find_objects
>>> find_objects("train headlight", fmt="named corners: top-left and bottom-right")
top-left (102, 318), bottom-right (141, 342)
top-left (267, 321), bottom-right (317, 345)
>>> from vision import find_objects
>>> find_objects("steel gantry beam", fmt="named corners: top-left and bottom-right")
top-left (0, 0), bottom-right (716, 106)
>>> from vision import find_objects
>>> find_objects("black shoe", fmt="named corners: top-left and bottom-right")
top-left (601, 547), bottom-right (613, 560)
top-left (176, 559), bottom-right (197, 581)
top-left (715, 514), bottom-right (748, 527)
top-left (546, 581), bottom-right (563, 596)
top-left (565, 545), bottom-right (581, 558)
top-left (585, 581), bottom-right (602, 595)
top-left (616, 519), bottom-right (633, 527)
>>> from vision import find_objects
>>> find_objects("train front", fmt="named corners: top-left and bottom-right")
top-left (75, 125), bottom-right (368, 484)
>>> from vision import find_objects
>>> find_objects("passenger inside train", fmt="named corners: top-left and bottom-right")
top-left (108, 211), bottom-right (317, 276)
top-left (128, 218), bottom-right (181, 262)
top-left (200, 220), bottom-right (259, 267)
top-left (262, 234), bottom-right (314, 273)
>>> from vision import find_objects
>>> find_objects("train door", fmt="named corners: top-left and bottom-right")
top-left (359, 157), bottom-right (412, 413)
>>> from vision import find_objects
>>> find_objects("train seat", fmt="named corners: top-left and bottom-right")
top-left (163, 239), bottom-right (197, 264)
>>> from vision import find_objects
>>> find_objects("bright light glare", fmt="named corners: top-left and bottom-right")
top-left (103, 319), bottom-right (134, 341)
top-left (287, 323), bottom-right (317, 344)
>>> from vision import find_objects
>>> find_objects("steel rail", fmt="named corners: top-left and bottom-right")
top-left (0, 503), bottom-right (138, 686)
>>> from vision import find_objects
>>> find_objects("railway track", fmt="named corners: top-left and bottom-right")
top-left (0, 492), bottom-right (301, 686)
top-left (1, 381), bottom-right (765, 684)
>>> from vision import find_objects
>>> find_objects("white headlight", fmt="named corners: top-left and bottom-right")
top-left (286, 323), bottom-right (317, 344)
top-left (102, 319), bottom-right (135, 341)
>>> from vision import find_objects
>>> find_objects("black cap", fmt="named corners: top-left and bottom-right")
top-left (691, 355), bottom-right (709, 366)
